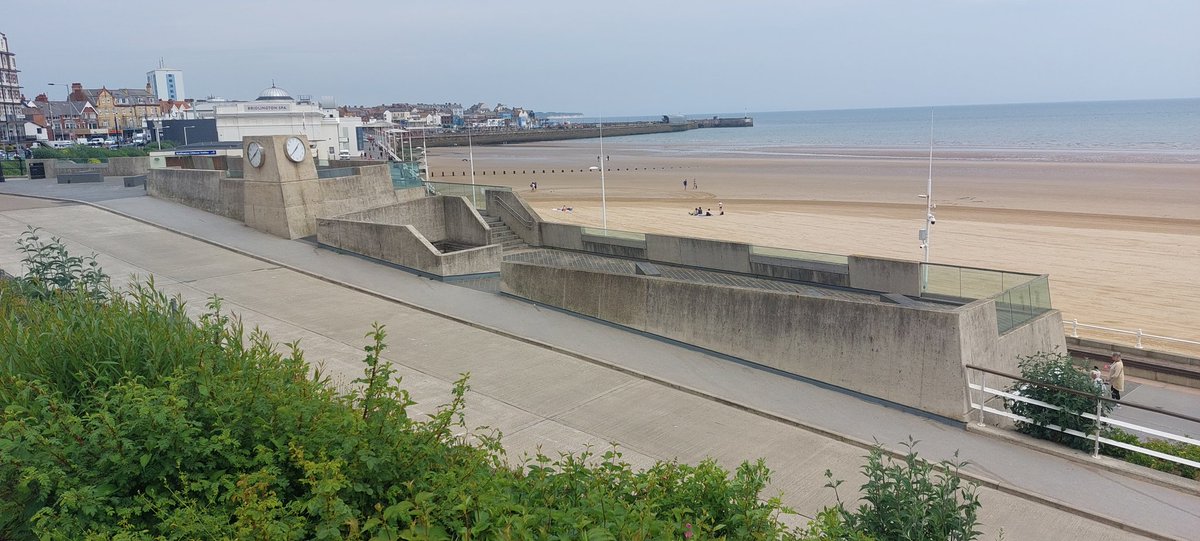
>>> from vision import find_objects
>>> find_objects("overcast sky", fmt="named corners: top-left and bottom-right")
top-left (6, 0), bottom-right (1198, 115)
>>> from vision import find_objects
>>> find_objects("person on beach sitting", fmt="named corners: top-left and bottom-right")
top-left (705, 209), bottom-right (712, 216)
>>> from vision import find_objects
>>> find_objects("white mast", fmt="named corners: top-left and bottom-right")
top-left (599, 114), bottom-right (607, 230)
top-left (467, 124), bottom-right (476, 207)
top-left (923, 111), bottom-right (934, 263)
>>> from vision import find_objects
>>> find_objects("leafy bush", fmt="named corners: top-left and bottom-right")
top-left (1005, 351), bottom-right (1108, 452)
top-left (1100, 428), bottom-right (1200, 480)
top-left (31, 145), bottom-right (152, 161)
top-left (0, 282), bottom-right (801, 539)
top-left (808, 439), bottom-right (982, 541)
top-left (12, 226), bottom-right (109, 301)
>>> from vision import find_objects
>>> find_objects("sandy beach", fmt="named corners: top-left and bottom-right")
top-left (428, 140), bottom-right (1200, 352)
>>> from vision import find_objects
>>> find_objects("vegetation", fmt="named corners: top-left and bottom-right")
top-left (30, 144), bottom-right (167, 161)
top-left (1004, 351), bottom-right (1109, 452)
top-left (803, 440), bottom-right (981, 541)
top-left (1006, 351), bottom-right (1200, 480)
top-left (0, 231), bottom-right (986, 539)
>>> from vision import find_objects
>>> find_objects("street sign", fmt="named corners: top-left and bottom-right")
top-left (173, 150), bottom-right (217, 156)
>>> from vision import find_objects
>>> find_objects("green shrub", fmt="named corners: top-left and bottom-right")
top-left (1005, 351), bottom-right (1108, 452)
top-left (810, 439), bottom-right (981, 541)
top-left (0, 273), bottom-right (802, 539)
top-left (1100, 428), bottom-right (1200, 480)
top-left (12, 226), bottom-right (109, 301)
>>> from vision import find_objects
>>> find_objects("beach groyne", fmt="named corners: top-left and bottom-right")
top-left (419, 117), bottom-right (753, 147)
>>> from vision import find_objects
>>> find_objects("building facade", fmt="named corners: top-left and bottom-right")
top-left (213, 85), bottom-right (362, 160)
top-left (71, 83), bottom-right (160, 133)
top-left (1, 33), bottom-right (23, 142)
top-left (147, 66), bottom-right (185, 102)
top-left (32, 95), bottom-right (99, 142)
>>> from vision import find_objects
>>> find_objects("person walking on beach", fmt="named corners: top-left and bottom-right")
top-left (693, 179), bottom-right (699, 190)
top-left (718, 201), bottom-right (724, 215)
top-left (1107, 352), bottom-right (1125, 402)
top-left (683, 179), bottom-right (688, 190)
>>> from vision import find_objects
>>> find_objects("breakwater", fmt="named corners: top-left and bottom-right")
top-left (419, 117), bottom-right (753, 147)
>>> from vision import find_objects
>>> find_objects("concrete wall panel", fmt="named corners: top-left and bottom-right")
top-left (848, 256), bottom-right (921, 295)
top-left (503, 263), bottom-right (1010, 420)
top-left (539, 222), bottom-right (584, 251)
top-left (443, 196), bottom-right (491, 246)
top-left (107, 157), bottom-right (150, 177)
top-left (646, 235), bottom-right (752, 273)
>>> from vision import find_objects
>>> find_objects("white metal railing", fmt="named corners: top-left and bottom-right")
top-left (1064, 319), bottom-right (1200, 349)
top-left (965, 364), bottom-right (1200, 469)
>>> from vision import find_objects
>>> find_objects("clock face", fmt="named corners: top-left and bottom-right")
top-left (246, 142), bottom-right (264, 167)
top-left (285, 137), bottom-right (307, 162)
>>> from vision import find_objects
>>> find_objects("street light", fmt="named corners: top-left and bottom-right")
top-left (46, 82), bottom-right (70, 142)
top-left (598, 115), bottom-right (607, 230)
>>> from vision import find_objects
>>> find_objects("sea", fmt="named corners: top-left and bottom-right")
top-left (572, 98), bottom-right (1200, 161)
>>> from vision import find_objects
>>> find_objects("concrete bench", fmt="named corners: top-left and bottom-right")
top-left (123, 175), bottom-right (147, 187)
top-left (57, 173), bottom-right (104, 184)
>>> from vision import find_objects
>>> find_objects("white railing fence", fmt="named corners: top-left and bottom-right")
top-left (965, 364), bottom-right (1200, 470)
top-left (1064, 319), bottom-right (1200, 350)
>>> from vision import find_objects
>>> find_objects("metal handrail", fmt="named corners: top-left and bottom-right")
top-left (1064, 319), bottom-right (1200, 349)
top-left (489, 191), bottom-right (535, 228)
top-left (964, 363), bottom-right (1200, 466)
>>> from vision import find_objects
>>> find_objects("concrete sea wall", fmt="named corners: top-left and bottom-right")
top-left (147, 168), bottom-right (244, 221)
top-left (501, 261), bottom-right (1065, 421)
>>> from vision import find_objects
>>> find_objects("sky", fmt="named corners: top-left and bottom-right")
top-left (5, 0), bottom-right (1198, 116)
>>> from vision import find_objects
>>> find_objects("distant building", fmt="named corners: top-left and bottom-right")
top-left (32, 94), bottom-right (99, 142)
top-left (70, 83), bottom-right (160, 133)
top-left (1, 32), bottom-right (22, 142)
top-left (212, 84), bottom-right (362, 160)
top-left (147, 65), bottom-right (186, 102)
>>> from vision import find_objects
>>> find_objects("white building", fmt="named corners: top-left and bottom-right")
top-left (147, 65), bottom-right (186, 102)
top-left (213, 85), bottom-right (362, 160)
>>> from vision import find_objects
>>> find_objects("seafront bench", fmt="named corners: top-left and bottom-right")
top-left (57, 173), bottom-right (104, 184)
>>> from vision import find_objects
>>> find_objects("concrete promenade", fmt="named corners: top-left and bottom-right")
top-left (1, 184), bottom-right (1198, 539)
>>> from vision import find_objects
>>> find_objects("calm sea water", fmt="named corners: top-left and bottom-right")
top-left (576, 99), bottom-right (1200, 157)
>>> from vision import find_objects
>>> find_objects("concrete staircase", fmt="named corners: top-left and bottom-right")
top-left (482, 214), bottom-right (531, 253)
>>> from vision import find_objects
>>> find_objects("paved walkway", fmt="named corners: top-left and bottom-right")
top-left (1, 185), bottom-right (1198, 539)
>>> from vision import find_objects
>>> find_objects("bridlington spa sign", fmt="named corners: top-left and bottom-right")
top-left (244, 104), bottom-right (291, 112)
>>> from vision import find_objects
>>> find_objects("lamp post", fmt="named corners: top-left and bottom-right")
top-left (466, 122), bottom-right (476, 207)
top-left (46, 82), bottom-right (70, 142)
top-left (598, 115), bottom-right (607, 230)
top-left (918, 111), bottom-right (936, 289)
top-left (182, 125), bottom-right (192, 146)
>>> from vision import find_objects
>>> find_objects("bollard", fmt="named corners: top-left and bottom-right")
top-left (1092, 397), bottom-right (1103, 458)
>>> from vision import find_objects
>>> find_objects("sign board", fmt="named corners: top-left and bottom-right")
top-left (174, 150), bottom-right (218, 156)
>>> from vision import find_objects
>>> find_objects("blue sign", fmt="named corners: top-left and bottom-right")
top-left (174, 150), bottom-right (218, 156)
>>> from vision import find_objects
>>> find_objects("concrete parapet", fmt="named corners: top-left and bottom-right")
top-left (539, 222), bottom-right (584, 251)
top-left (646, 234), bottom-right (752, 273)
top-left (848, 255), bottom-right (921, 296)
top-left (106, 157), bottom-right (150, 177)
top-left (317, 164), bottom-right (398, 219)
top-left (148, 168), bottom-right (244, 221)
top-left (318, 216), bottom-right (500, 277)
top-left (443, 196), bottom-right (491, 246)
top-left (502, 261), bottom-right (1064, 421)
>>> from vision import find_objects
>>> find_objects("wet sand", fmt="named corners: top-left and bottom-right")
top-left (429, 141), bottom-right (1200, 351)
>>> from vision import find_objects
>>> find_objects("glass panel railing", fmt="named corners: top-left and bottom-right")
top-left (749, 245), bottom-right (848, 265)
top-left (424, 181), bottom-right (512, 210)
top-left (389, 161), bottom-right (425, 189)
top-left (580, 227), bottom-right (646, 242)
top-left (920, 263), bottom-right (963, 299)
